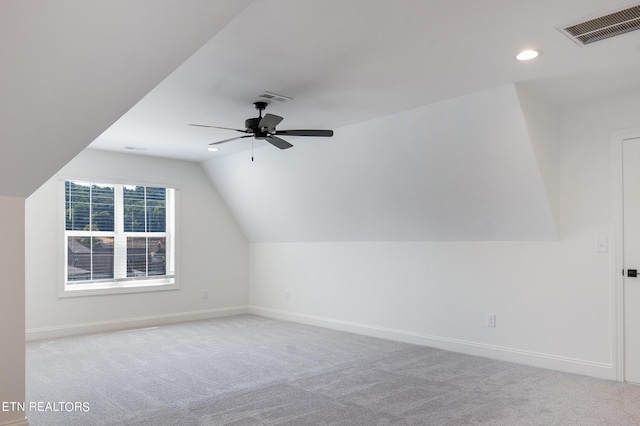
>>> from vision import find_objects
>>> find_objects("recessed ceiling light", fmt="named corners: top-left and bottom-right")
top-left (516, 49), bottom-right (540, 61)
top-left (208, 147), bottom-right (220, 152)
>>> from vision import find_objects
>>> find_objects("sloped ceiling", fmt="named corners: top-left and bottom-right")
top-left (202, 84), bottom-right (559, 242)
top-left (0, 0), bottom-right (252, 197)
top-left (4, 1), bottom-right (640, 241)
top-left (88, 0), bottom-right (640, 162)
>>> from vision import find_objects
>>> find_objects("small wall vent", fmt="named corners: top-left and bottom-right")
top-left (257, 91), bottom-right (292, 103)
top-left (560, 3), bottom-right (640, 46)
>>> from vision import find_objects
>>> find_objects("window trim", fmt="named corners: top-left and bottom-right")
top-left (57, 174), bottom-right (181, 298)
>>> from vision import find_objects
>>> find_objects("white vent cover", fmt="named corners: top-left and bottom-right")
top-left (560, 3), bottom-right (640, 46)
top-left (257, 91), bottom-right (292, 103)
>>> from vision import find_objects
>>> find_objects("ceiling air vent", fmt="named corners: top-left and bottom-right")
top-left (257, 91), bottom-right (292, 103)
top-left (560, 3), bottom-right (640, 46)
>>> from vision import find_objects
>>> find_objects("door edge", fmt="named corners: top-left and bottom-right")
top-left (611, 127), bottom-right (640, 382)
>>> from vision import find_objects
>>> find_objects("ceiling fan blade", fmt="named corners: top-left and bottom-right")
top-left (274, 129), bottom-right (334, 137)
top-left (265, 135), bottom-right (293, 150)
top-left (209, 135), bottom-right (252, 146)
top-left (259, 113), bottom-right (284, 131)
top-left (189, 124), bottom-right (248, 133)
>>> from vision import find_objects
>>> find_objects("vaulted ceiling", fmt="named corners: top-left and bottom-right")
top-left (3, 0), bottom-right (640, 241)
top-left (203, 84), bottom-right (561, 241)
top-left (0, 0), bottom-right (253, 197)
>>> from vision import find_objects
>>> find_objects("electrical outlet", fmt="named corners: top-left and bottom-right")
top-left (203, 290), bottom-right (208, 299)
top-left (486, 314), bottom-right (496, 328)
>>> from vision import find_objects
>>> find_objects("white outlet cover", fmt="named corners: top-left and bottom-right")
top-left (595, 237), bottom-right (608, 253)
top-left (487, 314), bottom-right (496, 327)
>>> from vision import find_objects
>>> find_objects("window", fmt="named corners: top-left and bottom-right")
top-left (63, 179), bottom-right (177, 296)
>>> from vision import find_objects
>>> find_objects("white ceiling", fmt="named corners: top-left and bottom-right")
top-left (202, 84), bottom-right (560, 242)
top-left (5, 0), bottom-right (640, 242)
top-left (0, 0), bottom-right (253, 196)
top-left (90, 0), bottom-right (640, 161)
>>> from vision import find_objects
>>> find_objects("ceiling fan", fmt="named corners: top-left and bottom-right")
top-left (189, 101), bottom-right (334, 150)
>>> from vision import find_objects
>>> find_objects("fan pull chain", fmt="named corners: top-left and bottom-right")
top-left (251, 138), bottom-right (254, 162)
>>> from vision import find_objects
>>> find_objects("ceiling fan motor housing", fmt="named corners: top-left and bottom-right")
top-left (248, 101), bottom-right (270, 138)
top-left (245, 117), bottom-right (267, 138)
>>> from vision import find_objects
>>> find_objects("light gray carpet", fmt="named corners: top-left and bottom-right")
top-left (25, 315), bottom-right (640, 425)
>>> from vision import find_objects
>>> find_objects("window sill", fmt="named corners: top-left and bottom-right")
top-left (58, 277), bottom-right (179, 298)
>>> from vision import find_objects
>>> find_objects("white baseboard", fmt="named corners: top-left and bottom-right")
top-left (248, 306), bottom-right (615, 380)
top-left (0, 418), bottom-right (29, 426)
top-left (25, 306), bottom-right (248, 341)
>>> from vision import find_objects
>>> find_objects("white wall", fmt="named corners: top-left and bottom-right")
top-left (0, 196), bottom-right (27, 426)
top-left (249, 88), bottom-right (640, 380)
top-left (25, 150), bottom-right (249, 339)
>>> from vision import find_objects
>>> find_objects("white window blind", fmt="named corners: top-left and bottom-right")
top-left (64, 180), bottom-right (176, 292)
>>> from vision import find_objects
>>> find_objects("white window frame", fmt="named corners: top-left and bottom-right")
top-left (58, 175), bottom-right (181, 298)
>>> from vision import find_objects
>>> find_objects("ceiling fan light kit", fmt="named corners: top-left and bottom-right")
top-left (189, 101), bottom-right (333, 152)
